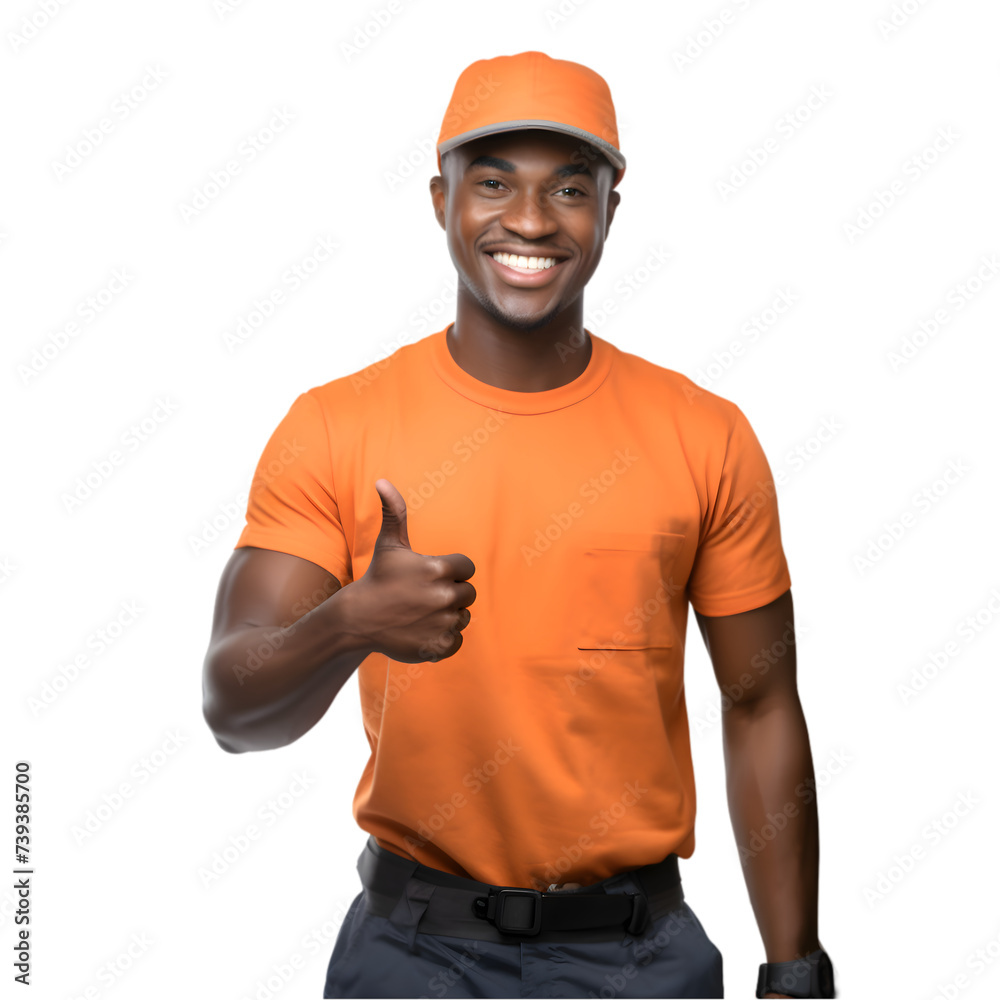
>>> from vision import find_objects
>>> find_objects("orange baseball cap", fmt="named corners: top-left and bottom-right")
top-left (436, 50), bottom-right (626, 188)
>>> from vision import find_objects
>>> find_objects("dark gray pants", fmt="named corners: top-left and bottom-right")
top-left (322, 857), bottom-right (724, 998)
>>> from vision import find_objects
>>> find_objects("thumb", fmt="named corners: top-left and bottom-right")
top-left (373, 478), bottom-right (411, 550)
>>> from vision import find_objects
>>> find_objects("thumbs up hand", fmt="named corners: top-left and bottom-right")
top-left (347, 478), bottom-right (477, 664)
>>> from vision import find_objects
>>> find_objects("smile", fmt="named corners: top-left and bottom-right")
top-left (484, 251), bottom-right (568, 287)
top-left (489, 252), bottom-right (557, 272)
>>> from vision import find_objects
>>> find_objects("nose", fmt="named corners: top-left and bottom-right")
top-left (498, 189), bottom-right (559, 241)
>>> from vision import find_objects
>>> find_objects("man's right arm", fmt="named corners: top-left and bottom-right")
top-left (201, 546), bottom-right (374, 754)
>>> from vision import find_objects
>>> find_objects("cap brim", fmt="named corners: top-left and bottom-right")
top-left (438, 119), bottom-right (625, 171)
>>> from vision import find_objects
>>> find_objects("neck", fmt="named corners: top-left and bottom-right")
top-left (447, 292), bottom-right (592, 392)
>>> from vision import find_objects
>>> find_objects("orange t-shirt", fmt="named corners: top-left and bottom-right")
top-left (235, 324), bottom-right (792, 889)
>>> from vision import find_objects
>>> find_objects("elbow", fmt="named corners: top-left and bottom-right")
top-left (203, 703), bottom-right (256, 754)
top-left (201, 648), bottom-right (305, 754)
top-left (202, 661), bottom-right (248, 753)
top-left (214, 734), bottom-right (246, 754)
top-left (202, 697), bottom-right (245, 754)
top-left (201, 677), bottom-right (288, 754)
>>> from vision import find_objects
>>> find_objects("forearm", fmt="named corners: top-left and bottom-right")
top-left (202, 584), bottom-right (374, 753)
top-left (722, 694), bottom-right (821, 963)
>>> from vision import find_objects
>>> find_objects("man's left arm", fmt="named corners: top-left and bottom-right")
top-left (694, 587), bottom-right (823, 999)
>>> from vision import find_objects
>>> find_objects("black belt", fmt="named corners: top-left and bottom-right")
top-left (356, 835), bottom-right (686, 944)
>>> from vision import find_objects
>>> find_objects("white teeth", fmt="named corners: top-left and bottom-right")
top-left (491, 252), bottom-right (557, 271)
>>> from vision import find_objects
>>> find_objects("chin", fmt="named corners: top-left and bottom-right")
top-left (497, 313), bottom-right (556, 333)
top-left (488, 299), bottom-right (565, 333)
top-left (462, 272), bottom-right (565, 332)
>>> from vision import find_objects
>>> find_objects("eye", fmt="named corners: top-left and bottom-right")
top-left (478, 178), bottom-right (506, 191)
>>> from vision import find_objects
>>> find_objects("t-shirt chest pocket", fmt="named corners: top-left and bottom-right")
top-left (575, 530), bottom-right (686, 650)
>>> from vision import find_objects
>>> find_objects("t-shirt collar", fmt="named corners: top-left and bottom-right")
top-left (428, 322), bottom-right (614, 415)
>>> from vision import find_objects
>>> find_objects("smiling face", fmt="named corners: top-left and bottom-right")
top-left (430, 129), bottom-right (620, 333)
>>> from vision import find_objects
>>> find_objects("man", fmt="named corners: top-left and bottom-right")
top-left (202, 51), bottom-right (835, 999)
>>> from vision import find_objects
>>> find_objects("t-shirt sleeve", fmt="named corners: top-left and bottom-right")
top-left (687, 404), bottom-right (791, 616)
top-left (234, 390), bottom-right (352, 585)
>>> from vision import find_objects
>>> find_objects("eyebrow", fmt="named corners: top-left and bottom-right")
top-left (465, 154), bottom-right (593, 179)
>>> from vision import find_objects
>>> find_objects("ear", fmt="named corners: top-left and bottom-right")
top-left (604, 188), bottom-right (621, 239)
top-left (429, 175), bottom-right (447, 232)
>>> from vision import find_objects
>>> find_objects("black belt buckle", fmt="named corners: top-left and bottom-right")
top-left (485, 888), bottom-right (543, 935)
top-left (625, 891), bottom-right (650, 936)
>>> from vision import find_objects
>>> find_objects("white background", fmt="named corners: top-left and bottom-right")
top-left (4, 0), bottom-right (1000, 997)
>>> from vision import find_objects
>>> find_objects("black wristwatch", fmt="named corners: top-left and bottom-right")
top-left (755, 947), bottom-right (836, 998)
